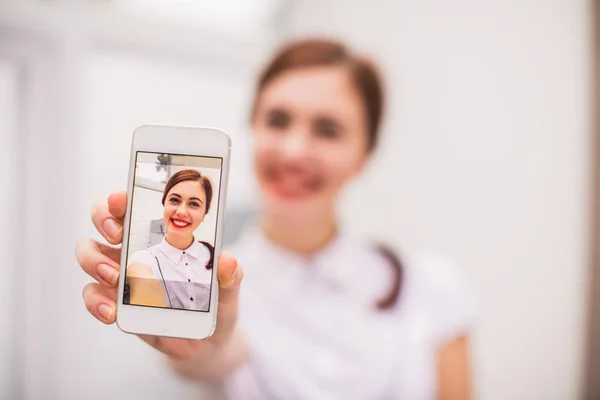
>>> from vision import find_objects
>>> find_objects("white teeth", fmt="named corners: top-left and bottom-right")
top-left (172, 219), bottom-right (189, 227)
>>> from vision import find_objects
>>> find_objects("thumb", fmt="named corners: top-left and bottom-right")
top-left (210, 252), bottom-right (243, 344)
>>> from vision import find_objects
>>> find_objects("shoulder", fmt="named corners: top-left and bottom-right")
top-left (318, 232), bottom-right (400, 306)
top-left (402, 251), bottom-right (478, 346)
top-left (198, 240), bottom-right (214, 254)
top-left (127, 262), bottom-right (156, 279)
top-left (127, 246), bottom-right (162, 280)
top-left (405, 252), bottom-right (471, 298)
top-left (127, 247), bottom-right (156, 266)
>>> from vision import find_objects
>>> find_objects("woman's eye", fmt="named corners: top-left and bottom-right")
top-left (314, 119), bottom-right (341, 139)
top-left (266, 110), bottom-right (290, 130)
top-left (190, 202), bottom-right (200, 208)
top-left (169, 198), bottom-right (180, 204)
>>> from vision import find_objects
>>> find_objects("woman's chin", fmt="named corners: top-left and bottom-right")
top-left (167, 226), bottom-right (193, 238)
top-left (262, 191), bottom-right (325, 221)
top-left (264, 190), bottom-right (305, 205)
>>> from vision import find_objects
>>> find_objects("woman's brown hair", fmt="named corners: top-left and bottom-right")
top-left (251, 38), bottom-right (401, 310)
top-left (251, 38), bottom-right (385, 152)
top-left (161, 169), bottom-right (213, 214)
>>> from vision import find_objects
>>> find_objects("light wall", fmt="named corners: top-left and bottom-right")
top-left (286, 1), bottom-right (592, 399)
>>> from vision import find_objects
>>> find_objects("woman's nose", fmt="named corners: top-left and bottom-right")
top-left (175, 203), bottom-right (188, 215)
top-left (281, 129), bottom-right (311, 161)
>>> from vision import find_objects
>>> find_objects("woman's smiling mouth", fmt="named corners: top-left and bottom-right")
top-left (171, 218), bottom-right (191, 229)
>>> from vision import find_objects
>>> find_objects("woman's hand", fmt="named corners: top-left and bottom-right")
top-left (75, 191), bottom-right (244, 362)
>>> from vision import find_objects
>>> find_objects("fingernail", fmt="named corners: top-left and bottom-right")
top-left (103, 218), bottom-right (122, 239)
top-left (230, 262), bottom-right (239, 280)
top-left (97, 263), bottom-right (118, 285)
top-left (220, 264), bottom-right (238, 288)
top-left (98, 303), bottom-right (114, 321)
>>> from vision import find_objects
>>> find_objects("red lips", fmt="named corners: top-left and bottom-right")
top-left (262, 165), bottom-right (321, 199)
top-left (170, 218), bottom-right (191, 229)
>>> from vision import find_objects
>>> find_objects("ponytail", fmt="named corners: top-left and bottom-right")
top-left (375, 244), bottom-right (403, 310)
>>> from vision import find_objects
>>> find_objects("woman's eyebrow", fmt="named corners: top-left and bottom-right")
top-left (169, 193), bottom-right (181, 198)
top-left (189, 197), bottom-right (204, 203)
top-left (314, 115), bottom-right (345, 130)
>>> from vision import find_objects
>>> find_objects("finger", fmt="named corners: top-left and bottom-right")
top-left (212, 252), bottom-right (243, 344)
top-left (91, 193), bottom-right (126, 245)
top-left (76, 238), bottom-right (121, 287)
top-left (217, 252), bottom-right (243, 291)
top-left (82, 282), bottom-right (118, 324)
top-left (108, 191), bottom-right (127, 220)
top-left (140, 254), bottom-right (243, 354)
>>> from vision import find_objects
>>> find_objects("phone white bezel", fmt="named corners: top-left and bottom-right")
top-left (116, 125), bottom-right (231, 340)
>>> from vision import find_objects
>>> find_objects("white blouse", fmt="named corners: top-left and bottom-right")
top-left (128, 238), bottom-right (212, 311)
top-left (220, 224), bottom-right (477, 400)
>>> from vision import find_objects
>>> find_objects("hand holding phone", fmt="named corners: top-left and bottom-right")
top-left (78, 192), bottom-right (242, 357)
top-left (77, 126), bottom-right (242, 358)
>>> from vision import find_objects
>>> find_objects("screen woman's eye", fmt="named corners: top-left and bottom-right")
top-left (168, 197), bottom-right (180, 204)
top-left (189, 201), bottom-right (200, 208)
top-left (265, 109), bottom-right (291, 130)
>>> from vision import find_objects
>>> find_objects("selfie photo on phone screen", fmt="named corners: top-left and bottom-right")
top-left (123, 151), bottom-right (223, 312)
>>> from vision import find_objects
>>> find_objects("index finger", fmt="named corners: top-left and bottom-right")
top-left (91, 191), bottom-right (127, 245)
top-left (108, 191), bottom-right (127, 220)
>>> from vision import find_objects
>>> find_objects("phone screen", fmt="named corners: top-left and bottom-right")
top-left (123, 151), bottom-right (223, 312)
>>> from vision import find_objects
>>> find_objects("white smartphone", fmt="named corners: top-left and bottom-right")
top-left (116, 125), bottom-right (231, 340)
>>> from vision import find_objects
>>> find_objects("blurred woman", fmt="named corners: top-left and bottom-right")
top-left (76, 38), bottom-right (476, 399)
top-left (126, 169), bottom-right (215, 311)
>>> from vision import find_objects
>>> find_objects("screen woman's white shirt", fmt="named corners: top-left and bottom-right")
top-left (219, 223), bottom-right (477, 400)
top-left (128, 238), bottom-right (212, 311)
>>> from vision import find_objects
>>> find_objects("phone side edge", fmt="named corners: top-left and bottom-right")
top-left (115, 129), bottom-right (140, 332)
top-left (205, 140), bottom-right (232, 338)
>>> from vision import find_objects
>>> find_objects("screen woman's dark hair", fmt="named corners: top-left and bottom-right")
top-left (162, 169), bottom-right (213, 214)
top-left (251, 38), bottom-right (402, 310)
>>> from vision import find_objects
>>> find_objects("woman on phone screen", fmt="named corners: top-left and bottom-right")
top-left (125, 169), bottom-right (215, 311)
top-left (77, 38), bottom-right (476, 399)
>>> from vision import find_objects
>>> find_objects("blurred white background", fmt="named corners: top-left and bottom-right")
top-left (0, 0), bottom-right (593, 399)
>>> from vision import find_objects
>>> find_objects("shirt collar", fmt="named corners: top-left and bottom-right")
top-left (158, 237), bottom-right (203, 264)
top-left (237, 221), bottom-right (359, 291)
